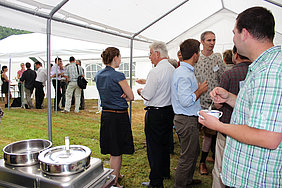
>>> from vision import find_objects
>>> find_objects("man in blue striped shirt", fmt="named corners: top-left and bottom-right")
top-left (199, 7), bottom-right (281, 187)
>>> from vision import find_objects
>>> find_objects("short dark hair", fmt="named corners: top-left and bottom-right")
top-left (233, 46), bottom-right (249, 60)
top-left (180, 39), bottom-right (200, 60)
top-left (236, 7), bottom-right (275, 41)
top-left (26, 62), bottom-right (31, 68)
top-left (76, 60), bottom-right (81, 66)
top-left (101, 47), bottom-right (120, 65)
top-left (35, 61), bottom-right (42, 66)
top-left (55, 57), bottom-right (61, 64)
top-left (69, 56), bottom-right (75, 62)
top-left (223, 50), bottom-right (233, 65)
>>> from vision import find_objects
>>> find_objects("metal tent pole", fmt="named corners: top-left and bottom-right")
top-left (47, 19), bottom-right (52, 141)
top-left (129, 39), bottom-right (134, 123)
top-left (46, 0), bottom-right (69, 142)
top-left (7, 58), bottom-right (11, 110)
top-left (264, 0), bottom-right (282, 7)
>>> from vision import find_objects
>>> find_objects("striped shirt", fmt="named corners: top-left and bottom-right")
top-left (221, 45), bottom-right (282, 187)
top-left (64, 63), bottom-right (84, 82)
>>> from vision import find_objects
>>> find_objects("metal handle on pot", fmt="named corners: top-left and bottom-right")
top-left (65, 136), bottom-right (70, 154)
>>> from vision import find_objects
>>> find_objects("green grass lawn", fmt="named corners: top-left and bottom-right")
top-left (0, 100), bottom-right (213, 187)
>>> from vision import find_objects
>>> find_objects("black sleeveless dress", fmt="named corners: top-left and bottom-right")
top-left (1, 73), bottom-right (8, 94)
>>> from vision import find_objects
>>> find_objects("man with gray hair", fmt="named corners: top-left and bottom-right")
top-left (137, 41), bottom-right (175, 188)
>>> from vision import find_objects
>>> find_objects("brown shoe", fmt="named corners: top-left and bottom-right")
top-left (206, 156), bottom-right (215, 163)
top-left (199, 163), bottom-right (209, 175)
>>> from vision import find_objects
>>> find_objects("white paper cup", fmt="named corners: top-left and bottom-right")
top-left (197, 110), bottom-right (223, 119)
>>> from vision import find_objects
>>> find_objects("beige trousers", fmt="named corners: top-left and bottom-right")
top-left (212, 132), bottom-right (226, 188)
top-left (64, 82), bottom-right (81, 113)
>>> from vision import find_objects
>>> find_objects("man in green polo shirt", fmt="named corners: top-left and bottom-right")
top-left (199, 7), bottom-right (281, 187)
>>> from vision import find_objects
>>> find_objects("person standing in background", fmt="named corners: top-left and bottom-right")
top-left (95, 47), bottom-right (135, 188)
top-left (177, 50), bottom-right (183, 67)
top-left (20, 62), bottom-right (36, 109)
top-left (51, 57), bottom-right (63, 111)
top-left (222, 49), bottom-right (234, 71)
top-left (59, 61), bottom-right (67, 108)
top-left (63, 56), bottom-right (83, 113)
top-left (194, 31), bottom-right (225, 175)
top-left (34, 61), bottom-right (47, 109)
top-left (17, 63), bottom-right (25, 99)
top-left (76, 59), bottom-right (85, 110)
top-left (1, 66), bottom-right (11, 108)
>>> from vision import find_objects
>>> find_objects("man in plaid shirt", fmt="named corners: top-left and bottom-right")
top-left (212, 45), bottom-right (251, 188)
top-left (199, 7), bottom-right (281, 187)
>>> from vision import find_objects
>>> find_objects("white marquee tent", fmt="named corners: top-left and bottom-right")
top-left (0, 0), bottom-right (281, 140)
top-left (0, 0), bottom-right (281, 57)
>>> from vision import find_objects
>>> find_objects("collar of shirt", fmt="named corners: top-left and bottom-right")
top-left (234, 61), bottom-right (251, 68)
top-left (156, 59), bottom-right (169, 67)
top-left (249, 45), bottom-right (281, 73)
top-left (180, 61), bottom-right (194, 72)
top-left (105, 66), bottom-right (115, 71)
top-left (200, 51), bottom-right (215, 59)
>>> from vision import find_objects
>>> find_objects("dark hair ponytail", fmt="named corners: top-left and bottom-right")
top-left (101, 47), bottom-right (120, 65)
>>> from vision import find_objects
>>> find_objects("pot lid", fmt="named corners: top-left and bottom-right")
top-left (38, 145), bottom-right (91, 164)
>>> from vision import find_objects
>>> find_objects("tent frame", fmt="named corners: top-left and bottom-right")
top-left (1, 0), bottom-right (281, 141)
top-left (0, 0), bottom-right (190, 141)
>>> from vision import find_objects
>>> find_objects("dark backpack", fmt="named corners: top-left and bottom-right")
top-left (76, 64), bottom-right (88, 89)
top-left (11, 97), bottom-right (22, 107)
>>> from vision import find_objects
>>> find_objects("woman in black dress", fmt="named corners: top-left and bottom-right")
top-left (95, 47), bottom-right (134, 188)
top-left (1, 66), bottom-right (11, 108)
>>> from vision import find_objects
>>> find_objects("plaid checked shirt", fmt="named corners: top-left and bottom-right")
top-left (221, 46), bottom-right (282, 187)
top-left (219, 61), bottom-right (251, 124)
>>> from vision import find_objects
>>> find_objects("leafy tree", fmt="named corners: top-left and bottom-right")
top-left (0, 26), bottom-right (31, 40)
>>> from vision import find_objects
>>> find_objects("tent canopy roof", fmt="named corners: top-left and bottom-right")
top-left (0, 0), bottom-right (281, 54)
top-left (0, 33), bottom-right (147, 63)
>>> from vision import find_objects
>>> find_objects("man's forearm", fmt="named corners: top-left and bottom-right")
top-left (218, 123), bottom-right (282, 150)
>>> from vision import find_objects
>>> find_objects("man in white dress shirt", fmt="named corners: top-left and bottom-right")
top-left (137, 41), bottom-right (175, 188)
top-left (34, 61), bottom-right (47, 109)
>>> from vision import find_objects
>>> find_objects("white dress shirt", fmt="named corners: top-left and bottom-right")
top-left (35, 67), bottom-right (47, 85)
top-left (141, 59), bottom-right (175, 107)
top-left (51, 64), bottom-right (61, 80)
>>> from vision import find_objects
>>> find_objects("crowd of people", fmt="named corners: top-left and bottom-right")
top-left (1, 56), bottom-right (85, 112)
top-left (94, 6), bottom-right (281, 188)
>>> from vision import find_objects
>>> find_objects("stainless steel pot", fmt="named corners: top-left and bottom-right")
top-left (38, 145), bottom-right (91, 176)
top-left (3, 139), bottom-right (52, 166)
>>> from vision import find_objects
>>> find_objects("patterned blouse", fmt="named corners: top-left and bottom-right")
top-left (194, 52), bottom-right (226, 109)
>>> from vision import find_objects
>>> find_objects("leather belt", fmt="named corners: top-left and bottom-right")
top-left (144, 105), bottom-right (172, 110)
top-left (102, 109), bottom-right (128, 113)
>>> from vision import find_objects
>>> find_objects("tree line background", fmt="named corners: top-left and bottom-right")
top-left (0, 26), bottom-right (30, 40)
